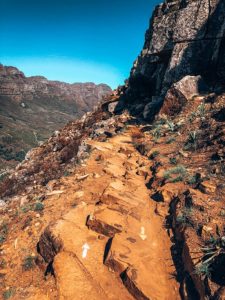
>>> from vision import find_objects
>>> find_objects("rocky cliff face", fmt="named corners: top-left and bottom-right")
top-left (117, 0), bottom-right (225, 119)
top-left (0, 64), bottom-right (111, 170)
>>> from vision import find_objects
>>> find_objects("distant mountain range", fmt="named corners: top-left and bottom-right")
top-left (0, 64), bottom-right (111, 170)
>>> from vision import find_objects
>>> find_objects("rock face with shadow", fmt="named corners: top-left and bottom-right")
top-left (118, 0), bottom-right (225, 120)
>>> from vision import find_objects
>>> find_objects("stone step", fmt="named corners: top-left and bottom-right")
top-left (104, 222), bottom-right (180, 300)
top-left (38, 203), bottom-right (133, 300)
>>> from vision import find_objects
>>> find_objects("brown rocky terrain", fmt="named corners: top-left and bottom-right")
top-left (0, 64), bottom-right (111, 171)
top-left (0, 0), bottom-right (224, 299)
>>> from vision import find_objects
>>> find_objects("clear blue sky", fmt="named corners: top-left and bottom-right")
top-left (0, 0), bottom-right (159, 89)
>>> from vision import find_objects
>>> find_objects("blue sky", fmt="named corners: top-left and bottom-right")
top-left (0, 0), bottom-right (159, 89)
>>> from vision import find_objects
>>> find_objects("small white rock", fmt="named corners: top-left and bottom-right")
top-left (0, 200), bottom-right (6, 208)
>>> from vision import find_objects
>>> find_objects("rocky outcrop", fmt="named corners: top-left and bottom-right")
top-left (0, 65), bottom-right (111, 169)
top-left (117, 0), bottom-right (225, 120)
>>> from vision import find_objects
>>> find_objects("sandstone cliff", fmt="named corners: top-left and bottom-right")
top-left (0, 64), bottom-right (111, 170)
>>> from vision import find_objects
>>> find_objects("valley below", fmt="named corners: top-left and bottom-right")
top-left (0, 64), bottom-right (111, 171)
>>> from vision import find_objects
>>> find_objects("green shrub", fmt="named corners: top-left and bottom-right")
top-left (184, 131), bottom-right (198, 151)
top-left (0, 144), bottom-right (26, 162)
top-left (33, 202), bottom-right (44, 212)
top-left (169, 157), bottom-right (177, 165)
top-left (220, 210), bottom-right (225, 217)
top-left (176, 207), bottom-right (193, 226)
top-left (0, 258), bottom-right (6, 268)
top-left (63, 170), bottom-right (71, 177)
top-left (0, 235), bottom-right (5, 244)
top-left (152, 125), bottom-right (162, 139)
top-left (149, 151), bottom-right (159, 159)
top-left (166, 120), bottom-right (176, 132)
top-left (189, 111), bottom-right (197, 122)
top-left (194, 263), bottom-right (211, 278)
top-left (20, 205), bottom-right (32, 213)
top-left (0, 172), bottom-right (8, 182)
top-left (195, 235), bottom-right (225, 279)
top-left (0, 223), bottom-right (8, 235)
top-left (0, 223), bottom-right (8, 245)
top-left (3, 288), bottom-right (15, 300)
top-left (197, 103), bottom-right (206, 118)
top-left (15, 150), bottom-right (26, 162)
top-left (187, 174), bottom-right (199, 185)
top-left (1, 136), bottom-right (13, 144)
top-left (163, 165), bottom-right (187, 180)
top-left (170, 175), bottom-right (184, 183)
top-left (22, 255), bottom-right (36, 271)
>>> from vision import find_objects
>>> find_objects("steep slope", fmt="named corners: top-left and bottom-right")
top-left (0, 1), bottom-right (224, 299)
top-left (0, 64), bottom-right (111, 170)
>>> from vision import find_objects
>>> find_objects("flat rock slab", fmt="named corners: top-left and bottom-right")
top-left (105, 230), bottom-right (179, 300)
top-left (39, 203), bottom-right (133, 300)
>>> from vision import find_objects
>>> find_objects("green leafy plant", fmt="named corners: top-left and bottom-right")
top-left (63, 170), bottom-right (71, 177)
top-left (0, 223), bottom-right (8, 244)
top-left (187, 174), bottom-right (199, 185)
top-left (166, 120), bottom-right (176, 132)
top-left (0, 235), bottom-right (5, 245)
top-left (0, 223), bottom-right (8, 235)
top-left (15, 150), bottom-right (26, 162)
top-left (0, 258), bottom-right (6, 268)
top-left (189, 131), bottom-right (197, 143)
top-left (170, 175), bottom-right (184, 183)
top-left (152, 125), bottom-right (162, 140)
top-left (149, 151), bottom-right (159, 159)
top-left (197, 103), bottom-right (206, 118)
top-left (169, 157), bottom-right (177, 165)
top-left (194, 234), bottom-right (225, 279)
top-left (194, 262), bottom-right (212, 278)
top-left (220, 210), bottom-right (225, 217)
top-left (33, 202), bottom-right (44, 212)
top-left (0, 172), bottom-right (8, 182)
top-left (20, 205), bottom-right (32, 213)
top-left (22, 255), bottom-right (36, 271)
top-left (184, 131), bottom-right (198, 150)
top-left (189, 111), bottom-right (197, 122)
top-left (3, 288), bottom-right (15, 300)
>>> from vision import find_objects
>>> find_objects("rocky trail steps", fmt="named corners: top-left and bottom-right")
top-left (0, 128), bottom-right (181, 300)
top-left (0, 91), bottom-right (224, 300)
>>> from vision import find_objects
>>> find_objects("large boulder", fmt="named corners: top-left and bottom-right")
top-left (160, 75), bottom-right (208, 116)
